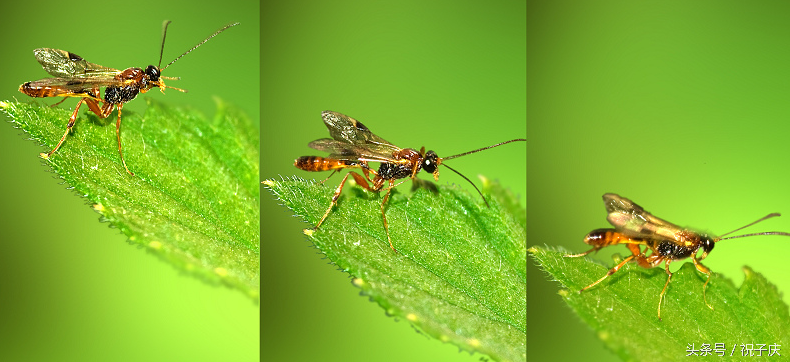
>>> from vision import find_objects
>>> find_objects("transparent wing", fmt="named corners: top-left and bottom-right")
top-left (321, 110), bottom-right (398, 147)
top-left (33, 48), bottom-right (119, 78)
top-left (23, 76), bottom-right (126, 90)
top-left (603, 193), bottom-right (683, 241)
top-left (307, 138), bottom-right (399, 163)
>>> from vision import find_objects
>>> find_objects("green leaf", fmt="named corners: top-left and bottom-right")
top-left (0, 99), bottom-right (260, 302)
top-left (530, 245), bottom-right (790, 361)
top-left (264, 176), bottom-right (526, 362)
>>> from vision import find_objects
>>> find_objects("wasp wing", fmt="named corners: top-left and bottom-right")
top-left (33, 48), bottom-right (119, 78)
top-left (603, 193), bottom-right (683, 241)
top-left (321, 110), bottom-right (394, 146)
top-left (307, 138), bottom-right (399, 163)
top-left (23, 76), bottom-right (128, 89)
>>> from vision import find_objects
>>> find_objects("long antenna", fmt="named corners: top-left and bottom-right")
top-left (721, 231), bottom-right (790, 240)
top-left (443, 138), bottom-right (525, 161)
top-left (442, 163), bottom-right (490, 208)
top-left (158, 20), bottom-right (172, 68)
top-left (719, 213), bottom-right (782, 238)
top-left (438, 138), bottom-right (525, 208)
top-left (718, 212), bottom-right (790, 241)
top-left (162, 22), bottom-right (240, 71)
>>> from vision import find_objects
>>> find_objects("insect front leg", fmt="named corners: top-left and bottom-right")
top-left (691, 255), bottom-right (714, 311)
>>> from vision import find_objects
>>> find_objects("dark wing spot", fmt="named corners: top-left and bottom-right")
top-left (354, 119), bottom-right (369, 132)
top-left (67, 52), bottom-right (83, 61)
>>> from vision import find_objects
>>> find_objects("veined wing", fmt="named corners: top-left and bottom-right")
top-left (33, 48), bottom-right (118, 78)
top-left (307, 138), bottom-right (399, 163)
top-left (24, 76), bottom-right (127, 90)
top-left (321, 110), bottom-right (395, 147)
top-left (603, 193), bottom-right (683, 241)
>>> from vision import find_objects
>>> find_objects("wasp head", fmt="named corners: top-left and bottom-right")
top-left (145, 65), bottom-right (161, 82)
top-left (698, 235), bottom-right (715, 260)
top-left (144, 64), bottom-right (186, 94)
top-left (422, 150), bottom-right (441, 181)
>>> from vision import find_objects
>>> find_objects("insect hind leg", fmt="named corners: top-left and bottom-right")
top-left (579, 254), bottom-right (635, 293)
top-left (41, 98), bottom-right (89, 160)
top-left (657, 261), bottom-right (674, 321)
top-left (564, 248), bottom-right (600, 258)
top-left (114, 104), bottom-right (134, 175)
top-left (313, 171), bottom-right (368, 230)
top-left (379, 179), bottom-right (398, 252)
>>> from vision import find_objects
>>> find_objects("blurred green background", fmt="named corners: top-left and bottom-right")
top-left (261, 1), bottom-right (525, 361)
top-left (0, 1), bottom-right (259, 361)
top-left (529, 1), bottom-right (790, 361)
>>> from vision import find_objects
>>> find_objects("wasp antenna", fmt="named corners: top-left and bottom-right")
top-left (158, 20), bottom-right (172, 69)
top-left (442, 138), bottom-right (525, 161)
top-left (721, 231), bottom-right (790, 241)
top-left (442, 163), bottom-right (490, 208)
top-left (719, 213), bottom-right (782, 238)
top-left (162, 22), bottom-right (240, 70)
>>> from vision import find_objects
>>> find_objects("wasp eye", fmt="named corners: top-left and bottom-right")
top-left (702, 237), bottom-right (715, 254)
top-left (422, 150), bottom-right (439, 173)
top-left (145, 65), bottom-right (161, 81)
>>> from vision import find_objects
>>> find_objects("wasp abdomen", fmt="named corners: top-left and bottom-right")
top-left (294, 156), bottom-right (356, 172)
top-left (19, 82), bottom-right (69, 98)
top-left (584, 228), bottom-right (632, 248)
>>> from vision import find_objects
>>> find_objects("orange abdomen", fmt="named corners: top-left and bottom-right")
top-left (294, 156), bottom-right (355, 172)
top-left (19, 82), bottom-right (96, 99)
top-left (584, 229), bottom-right (636, 248)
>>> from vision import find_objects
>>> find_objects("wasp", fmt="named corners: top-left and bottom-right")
top-left (294, 110), bottom-right (525, 252)
top-left (18, 21), bottom-right (239, 175)
top-left (565, 193), bottom-right (790, 320)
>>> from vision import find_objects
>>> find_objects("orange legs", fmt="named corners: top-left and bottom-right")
top-left (42, 96), bottom-right (134, 175)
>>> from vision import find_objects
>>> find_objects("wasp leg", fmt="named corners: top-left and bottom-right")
top-left (49, 98), bottom-right (68, 108)
top-left (691, 255), bottom-right (714, 311)
top-left (314, 172), bottom-right (354, 230)
top-left (114, 104), bottom-right (134, 175)
top-left (657, 260), bottom-right (674, 321)
top-left (564, 248), bottom-right (600, 258)
top-left (318, 170), bottom-right (339, 185)
top-left (41, 98), bottom-right (89, 160)
top-left (579, 254), bottom-right (635, 293)
top-left (378, 179), bottom-right (398, 252)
